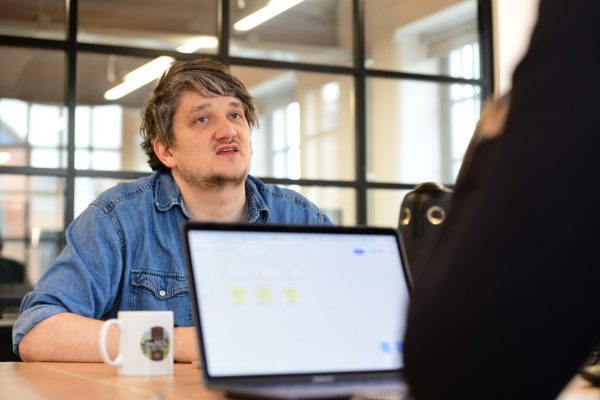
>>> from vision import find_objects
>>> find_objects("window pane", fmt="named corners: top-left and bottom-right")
top-left (367, 77), bottom-right (481, 184)
top-left (367, 189), bottom-right (412, 228)
top-left (365, 0), bottom-right (480, 79)
top-left (76, 53), bottom-right (158, 172)
top-left (0, 174), bottom-right (65, 285)
top-left (0, 47), bottom-right (66, 168)
top-left (230, 0), bottom-right (353, 66)
top-left (0, 0), bottom-right (66, 40)
top-left (232, 66), bottom-right (355, 181)
top-left (284, 185), bottom-right (356, 226)
top-left (78, 0), bottom-right (218, 54)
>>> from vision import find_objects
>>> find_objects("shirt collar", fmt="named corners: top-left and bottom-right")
top-left (154, 171), bottom-right (269, 223)
top-left (245, 176), bottom-right (270, 223)
top-left (153, 171), bottom-right (192, 220)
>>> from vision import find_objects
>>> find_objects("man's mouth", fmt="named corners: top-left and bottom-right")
top-left (216, 144), bottom-right (239, 155)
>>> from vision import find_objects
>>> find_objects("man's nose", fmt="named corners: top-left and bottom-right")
top-left (215, 118), bottom-right (236, 140)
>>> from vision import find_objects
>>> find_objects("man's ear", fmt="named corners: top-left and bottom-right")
top-left (153, 139), bottom-right (176, 169)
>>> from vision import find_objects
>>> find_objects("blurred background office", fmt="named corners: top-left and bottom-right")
top-left (0, 0), bottom-right (538, 290)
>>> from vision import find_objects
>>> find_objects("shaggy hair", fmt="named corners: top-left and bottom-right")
top-left (140, 59), bottom-right (258, 171)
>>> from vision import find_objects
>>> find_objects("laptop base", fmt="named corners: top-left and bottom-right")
top-left (221, 379), bottom-right (409, 400)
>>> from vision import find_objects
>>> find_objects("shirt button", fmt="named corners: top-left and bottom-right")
top-left (159, 290), bottom-right (167, 298)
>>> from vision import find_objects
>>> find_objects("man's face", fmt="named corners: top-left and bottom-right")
top-left (165, 90), bottom-right (252, 190)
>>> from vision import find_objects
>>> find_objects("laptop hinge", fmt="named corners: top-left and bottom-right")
top-left (311, 375), bottom-right (335, 383)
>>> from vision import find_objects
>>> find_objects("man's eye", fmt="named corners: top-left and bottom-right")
top-left (196, 116), bottom-right (208, 124)
top-left (231, 113), bottom-right (242, 120)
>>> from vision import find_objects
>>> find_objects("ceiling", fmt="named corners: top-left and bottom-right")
top-left (0, 0), bottom-right (472, 106)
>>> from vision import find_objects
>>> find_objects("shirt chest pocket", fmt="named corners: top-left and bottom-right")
top-left (130, 269), bottom-right (192, 326)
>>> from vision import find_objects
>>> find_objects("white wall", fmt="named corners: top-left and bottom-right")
top-left (492, 0), bottom-right (540, 96)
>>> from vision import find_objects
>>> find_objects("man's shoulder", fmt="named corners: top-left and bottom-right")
top-left (246, 175), bottom-right (331, 224)
top-left (247, 175), bottom-right (314, 208)
top-left (91, 172), bottom-right (160, 212)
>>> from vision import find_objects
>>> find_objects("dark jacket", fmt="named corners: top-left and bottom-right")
top-left (404, 0), bottom-right (600, 398)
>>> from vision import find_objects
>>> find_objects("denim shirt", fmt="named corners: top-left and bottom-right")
top-left (13, 171), bottom-right (332, 356)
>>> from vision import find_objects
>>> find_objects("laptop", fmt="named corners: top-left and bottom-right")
top-left (181, 223), bottom-right (413, 400)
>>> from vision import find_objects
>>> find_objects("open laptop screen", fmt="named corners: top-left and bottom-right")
top-left (183, 224), bottom-right (411, 378)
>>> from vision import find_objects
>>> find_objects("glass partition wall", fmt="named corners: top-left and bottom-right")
top-left (0, 0), bottom-right (493, 284)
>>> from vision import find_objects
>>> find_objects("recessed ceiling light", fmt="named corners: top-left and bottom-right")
top-left (104, 56), bottom-right (175, 100)
top-left (234, 0), bottom-right (305, 31)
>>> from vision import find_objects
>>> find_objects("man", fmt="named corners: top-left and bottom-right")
top-left (14, 59), bottom-right (332, 362)
top-left (404, 0), bottom-right (600, 398)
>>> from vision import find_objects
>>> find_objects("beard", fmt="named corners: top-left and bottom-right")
top-left (177, 165), bottom-right (248, 191)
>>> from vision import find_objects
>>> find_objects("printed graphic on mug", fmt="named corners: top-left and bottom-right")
top-left (140, 326), bottom-right (170, 361)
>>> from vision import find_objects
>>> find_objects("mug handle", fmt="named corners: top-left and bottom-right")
top-left (99, 318), bottom-right (123, 366)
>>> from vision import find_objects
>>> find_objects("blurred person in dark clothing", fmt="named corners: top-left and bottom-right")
top-left (404, 0), bottom-right (600, 398)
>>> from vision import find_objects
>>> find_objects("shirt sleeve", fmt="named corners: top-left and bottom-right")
top-left (12, 204), bottom-right (124, 357)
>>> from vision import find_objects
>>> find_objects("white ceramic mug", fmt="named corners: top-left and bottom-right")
top-left (99, 310), bottom-right (174, 376)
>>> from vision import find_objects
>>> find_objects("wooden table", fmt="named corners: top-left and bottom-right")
top-left (0, 362), bottom-right (224, 400)
top-left (1, 362), bottom-right (599, 399)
